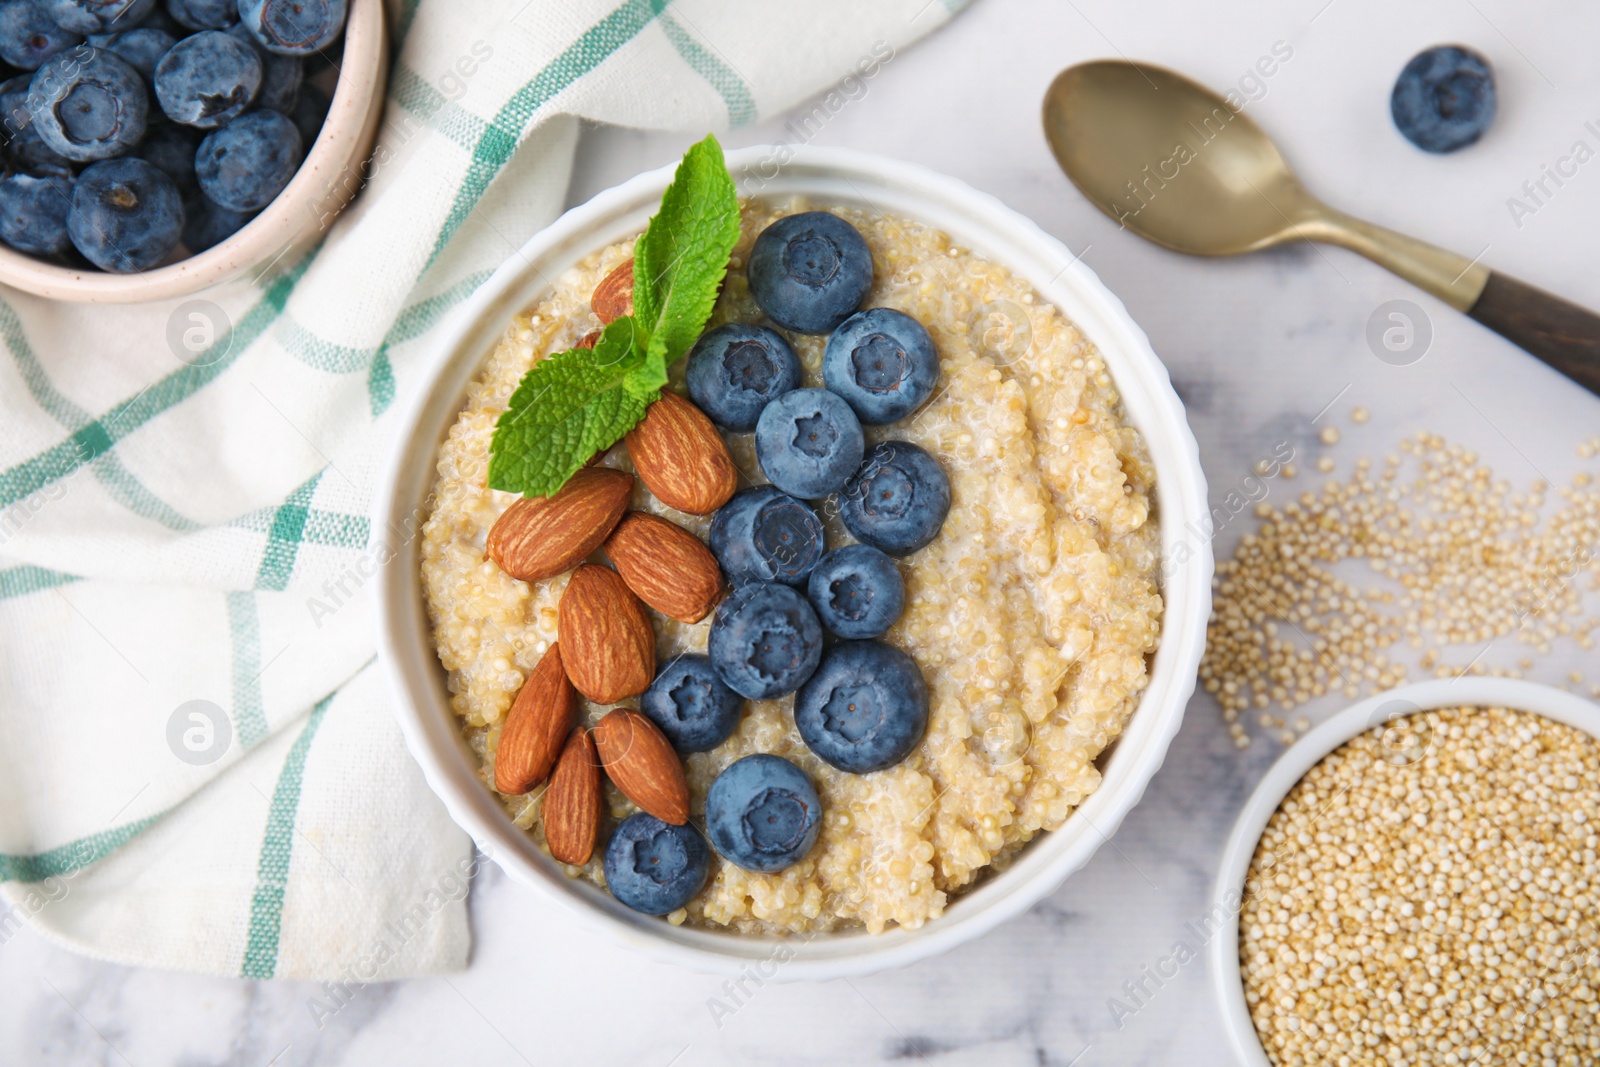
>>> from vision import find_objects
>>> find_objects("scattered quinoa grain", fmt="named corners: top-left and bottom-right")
top-left (1319, 426), bottom-right (1341, 445)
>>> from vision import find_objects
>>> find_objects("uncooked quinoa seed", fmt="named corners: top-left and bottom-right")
top-left (1241, 706), bottom-right (1600, 1066)
top-left (1203, 431), bottom-right (1600, 747)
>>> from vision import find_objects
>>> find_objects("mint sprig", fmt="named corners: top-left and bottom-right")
top-left (487, 134), bottom-right (740, 498)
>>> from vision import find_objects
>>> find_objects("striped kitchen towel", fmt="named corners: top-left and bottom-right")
top-left (0, 0), bottom-right (969, 980)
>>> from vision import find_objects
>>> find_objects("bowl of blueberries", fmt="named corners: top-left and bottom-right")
top-left (0, 0), bottom-right (385, 301)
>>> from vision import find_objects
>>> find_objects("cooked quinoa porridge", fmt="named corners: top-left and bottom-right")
top-left (420, 199), bottom-right (1163, 934)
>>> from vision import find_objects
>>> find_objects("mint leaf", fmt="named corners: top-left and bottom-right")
top-left (488, 133), bottom-right (740, 499)
top-left (630, 133), bottom-right (741, 389)
top-left (487, 317), bottom-right (656, 497)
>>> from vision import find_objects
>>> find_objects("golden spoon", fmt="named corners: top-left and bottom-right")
top-left (1042, 59), bottom-right (1600, 394)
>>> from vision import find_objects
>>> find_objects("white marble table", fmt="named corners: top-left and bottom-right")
top-left (6, 0), bottom-right (1600, 1063)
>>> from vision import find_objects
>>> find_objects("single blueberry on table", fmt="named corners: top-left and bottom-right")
top-left (0, 171), bottom-right (72, 254)
top-left (0, 0), bottom-right (82, 71)
top-left (92, 25), bottom-right (175, 79)
top-left (165, 0), bottom-right (234, 30)
top-left (238, 0), bottom-right (346, 56)
top-left (194, 107), bottom-right (300, 210)
top-left (839, 440), bottom-right (951, 556)
top-left (824, 307), bottom-right (940, 425)
top-left (709, 485), bottom-right (826, 587)
top-left (603, 813), bottom-right (710, 915)
top-left (705, 754), bottom-right (821, 873)
top-left (0, 73), bottom-right (74, 175)
top-left (747, 210), bottom-right (873, 334)
top-left (226, 19), bottom-right (297, 112)
top-left (285, 78), bottom-right (323, 144)
top-left (640, 654), bottom-right (744, 754)
top-left (685, 322), bottom-right (801, 432)
top-left (137, 119), bottom-right (198, 190)
top-left (45, 0), bottom-right (154, 34)
top-left (806, 544), bottom-right (905, 640)
top-left (1390, 45), bottom-right (1496, 154)
top-left (794, 640), bottom-right (928, 774)
top-left (707, 581), bottom-right (824, 700)
top-left (30, 45), bottom-right (148, 161)
top-left (755, 387), bottom-right (864, 499)
top-left (68, 156), bottom-right (183, 271)
top-left (180, 189), bottom-right (250, 250)
top-left (153, 28), bottom-right (259, 127)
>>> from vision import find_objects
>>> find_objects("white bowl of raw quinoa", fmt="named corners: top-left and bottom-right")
top-left (373, 144), bottom-right (1211, 978)
top-left (1211, 678), bottom-right (1600, 1065)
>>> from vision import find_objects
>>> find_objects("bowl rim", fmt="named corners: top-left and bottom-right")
top-left (372, 143), bottom-right (1213, 980)
top-left (1208, 677), bottom-right (1600, 1064)
top-left (0, 0), bottom-right (386, 304)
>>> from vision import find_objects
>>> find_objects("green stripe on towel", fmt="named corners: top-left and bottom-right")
top-left (0, 813), bottom-right (163, 883)
top-left (426, 0), bottom-right (671, 267)
top-left (239, 693), bottom-right (333, 980)
top-left (0, 251), bottom-right (317, 510)
top-left (660, 14), bottom-right (756, 126)
top-left (254, 471), bottom-right (323, 592)
top-left (226, 591), bottom-right (270, 748)
top-left (0, 298), bottom-right (199, 533)
top-left (0, 564), bottom-right (80, 601)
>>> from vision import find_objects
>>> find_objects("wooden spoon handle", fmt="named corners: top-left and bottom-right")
top-left (1467, 272), bottom-right (1600, 396)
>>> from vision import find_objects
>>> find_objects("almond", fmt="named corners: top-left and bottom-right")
top-left (543, 728), bottom-right (602, 865)
top-left (591, 259), bottom-right (633, 324)
top-left (605, 511), bottom-right (724, 623)
top-left (592, 708), bottom-right (689, 825)
top-left (493, 643), bottom-right (577, 794)
top-left (557, 563), bottom-right (655, 703)
top-left (485, 467), bottom-right (633, 583)
top-left (575, 329), bottom-right (601, 350)
top-left (624, 391), bottom-right (739, 515)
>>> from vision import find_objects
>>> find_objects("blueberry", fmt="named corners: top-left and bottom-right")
top-left (685, 323), bottom-right (801, 432)
top-left (137, 118), bottom-right (196, 189)
top-left (237, 0), bottom-right (345, 56)
top-left (755, 387), bottom-right (864, 499)
top-left (640, 654), bottom-right (744, 754)
top-left (68, 155), bottom-right (182, 270)
top-left (839, 441), bottom-right (950, 556)
top-left (602, 813), bottom-right (709, 916)
top-left (164, 0), bottom-right (233, 29)
top-left (707, 581), bottom-right (823, 700)
top-left (705, 754), bottom-right (821, 873)
top-left (708, 486), bottom-right (825, 587)
top-left (794, 640), bottom-right (928, 773)
top-left (1391, 45), bottom-right (1495, 154)
top-left (153, 28), bottom-right (258, 127)
top-left (0, 0), bottom-right (81, 70)
top-left (29, 45), bottom-right (147, 161)
top-left (180, 189), bottom-right (248, 250)
top-left (747, 210), bottom-right (873, 333)
top-left (0, 73), bottom-right (72, 174)
top-left (92, 25), bottom-right (173, 79)
top-left (46, 0), bottom-right (153, 33)
top-left (824, 307), bottom-right (939, 425)
top-left (285, 78), bottom-right (321, 143)
top-left (0, 171), bottom-right (71, 254)
top-left (226, 19), bottom-right (297, 111)
top-left (194, 107), bottom-right (299, 210)
top-left (127, 3), bottom-right (178, 30)
top-left (806, 544), bottom-right (904, 640)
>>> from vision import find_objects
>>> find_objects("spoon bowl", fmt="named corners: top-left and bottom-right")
top-left (1043, 61), bottom-right (1314, 257)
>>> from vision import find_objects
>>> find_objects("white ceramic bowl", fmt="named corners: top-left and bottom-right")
top-left (0, 0), bottom-right (387, 303)
top-left (372, 145), bottom-right (1212, 979)
top-left (1210, 678), bottom-right (1600, 1063)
